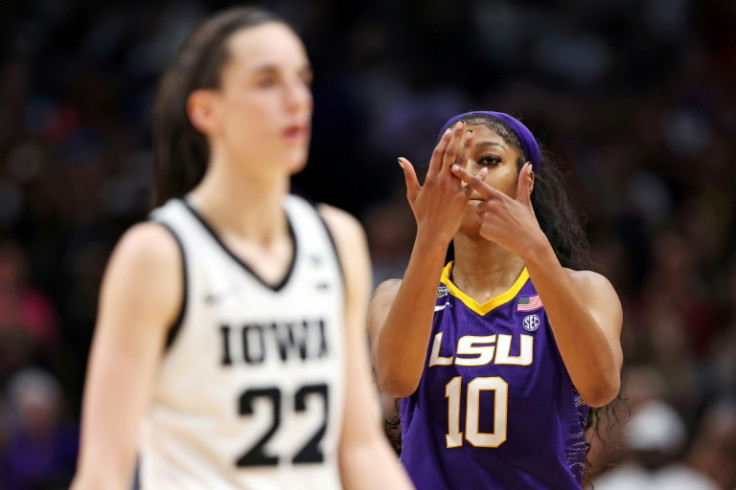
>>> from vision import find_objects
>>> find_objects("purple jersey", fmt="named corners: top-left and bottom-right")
top-left (400, 263), bottom-right (589, 489)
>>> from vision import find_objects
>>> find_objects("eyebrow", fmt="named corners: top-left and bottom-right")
top-left (249, 63), bottom-right (313, 75)
top-left (475, 141), bottom-right (507, 150)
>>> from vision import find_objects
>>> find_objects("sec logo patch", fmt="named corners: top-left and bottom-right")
top-left (523, 314), bottom-right (540, 332)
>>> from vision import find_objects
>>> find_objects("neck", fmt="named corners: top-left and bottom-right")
top-left (450, 235), bottom-right (525, 302)
top-left (190, 153), bottom-right (289, 245)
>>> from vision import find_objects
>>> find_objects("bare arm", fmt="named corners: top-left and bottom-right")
top-left (525, 251), bottom-right (623, 407)
top-left (319, 204), bottom-right (413, 490)
top-left (452, 163), bottom-right (623, 407)
top-left (71, 223), bottom-right (182, 489)
top-left (368, 234), bottom-right (447, 398)
top-left (370, 123), bottom-right (474, 397)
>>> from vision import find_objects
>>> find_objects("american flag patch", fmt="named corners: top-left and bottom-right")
top-left (517, 295), bottom-right (543, 311)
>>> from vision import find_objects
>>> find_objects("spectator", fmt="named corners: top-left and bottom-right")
top-left (593, 399), bottom-right (718, 490)
top-left (1, 368), bottom-right (78, 490)
top-left (0, 242), bottom-right (58, 382)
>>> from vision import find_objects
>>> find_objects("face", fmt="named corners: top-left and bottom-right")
top-left (457, 123), bottom-right (523, 235)
top-left (195, 22), bottom-right (313, 177)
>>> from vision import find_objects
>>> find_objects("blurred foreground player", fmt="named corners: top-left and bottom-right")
top-left (71, 7), bottom-right (412, 490)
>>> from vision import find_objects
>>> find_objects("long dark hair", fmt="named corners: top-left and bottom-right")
top-left (152, 7), bottom-right (287, 207)
top-left (445, 113), bottom-right (593, 270)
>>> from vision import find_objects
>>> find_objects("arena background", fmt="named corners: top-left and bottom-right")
top-left (1, 0), bottom-right (735, 488)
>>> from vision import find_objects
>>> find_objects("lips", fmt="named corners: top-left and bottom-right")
top-left (283, 124), bottom-right (309, 143)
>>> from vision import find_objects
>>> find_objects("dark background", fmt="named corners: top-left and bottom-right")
top-left (1, 0), bottom-right (735, 488)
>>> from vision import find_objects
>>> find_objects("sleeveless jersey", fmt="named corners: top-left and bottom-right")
top-left (140, 195), bottom-right (345, 489)
top-left (400, 262), bottom-right (589, 490)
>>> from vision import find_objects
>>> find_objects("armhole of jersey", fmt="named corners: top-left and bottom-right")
top-left (154, 221), bottom-right (188, 352)
top-left (311, 203), bottom-right (346, 290)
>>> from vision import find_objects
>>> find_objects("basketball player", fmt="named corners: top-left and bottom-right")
top-left (368, 111), bottom-right (623, 488)
top-left (71, 8), bottom-right (412, 489)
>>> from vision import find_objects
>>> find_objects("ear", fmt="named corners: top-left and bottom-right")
top-left (515, 162), bottom-right (536, 208)
top-left (187, 89), bottom-right (219, 134)
top-left (528, 167), bottom-right (535, 196)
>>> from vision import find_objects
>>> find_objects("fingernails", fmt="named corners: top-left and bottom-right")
top-left (479, 167), bottom-right (488, 178)
top-left (397, 158), bottom-right (404, 168)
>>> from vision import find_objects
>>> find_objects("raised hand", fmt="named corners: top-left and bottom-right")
top-left (398, 121), bottom-right (474, 245)
top-left (450, 162), bottom-right (546, 257)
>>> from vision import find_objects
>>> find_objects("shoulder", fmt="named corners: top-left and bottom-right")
top-left (369, 279), bottom-right (402, 312)
top-left (564, 268), bottom-right (622, 311)
top-left (315, 203), bottom-right (370, 269)
top-left (373, 278), bottom-right (402, 298)
top-left (97, 221), bottom-right (184, 335)
top-left (564, 268), bottom-right (617, 295)
top-left (112, 221), bottom-right (182, 272)
top-left (314, 203), bottom-right (371, 301)
top-left (103, 221), bottom-right (183, 300)
top-left (316, 203), bottom-right (365, 245)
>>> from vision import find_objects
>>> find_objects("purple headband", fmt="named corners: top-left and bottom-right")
top-left (438, 111), bottom-right (541, 173)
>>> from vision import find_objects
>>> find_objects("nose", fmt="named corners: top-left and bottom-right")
top-left (463, 158), bottom-right (484, 176)
top-left (284, 79), bottom-right (312, 113)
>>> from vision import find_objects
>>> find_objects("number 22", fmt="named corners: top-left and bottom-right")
top-left (237, 383), bottom-right (328, 467)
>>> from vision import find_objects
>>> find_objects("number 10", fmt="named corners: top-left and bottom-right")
top-left (445, 376), bottom-right (508, 448)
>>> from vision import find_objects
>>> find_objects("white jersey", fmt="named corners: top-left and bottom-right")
top-left (141, 195), bottom-right (345, 489)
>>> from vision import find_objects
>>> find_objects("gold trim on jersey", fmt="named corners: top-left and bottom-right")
top-left (440, 262), bottom-right (529, 316)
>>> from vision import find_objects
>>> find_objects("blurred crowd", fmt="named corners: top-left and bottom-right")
top-left (1, 0), bottom-right (735, 488)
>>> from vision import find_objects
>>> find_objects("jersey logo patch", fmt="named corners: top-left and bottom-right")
top-left (517, 294), bottom-right (542, 312)
top-left (523, 314), bottom-right (541, 332)
top-left (438, 285), bottom-right (449, 298)
top-left (434, 302), bottom-right (451, 312)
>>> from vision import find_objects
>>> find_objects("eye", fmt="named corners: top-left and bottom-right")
top-left (257, 75), bottom-right (278, 88)
top-left (300, 69), bottom-right (314, 87)
top-left (478, 154), bottom-right (502, 166)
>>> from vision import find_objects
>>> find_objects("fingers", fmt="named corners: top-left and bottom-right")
top-left (428, 121), bottom-right (475, 180)
top-left (453, 128), bottom-right (475, 173)
top-left (427, 128), bottom-right (453, 179)
top-left (398, 157), bottom-right (420, 203)
top-left (450, 164), bottom-right (497, 200)
top-left (441, 121), bottom-right (467, 173)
